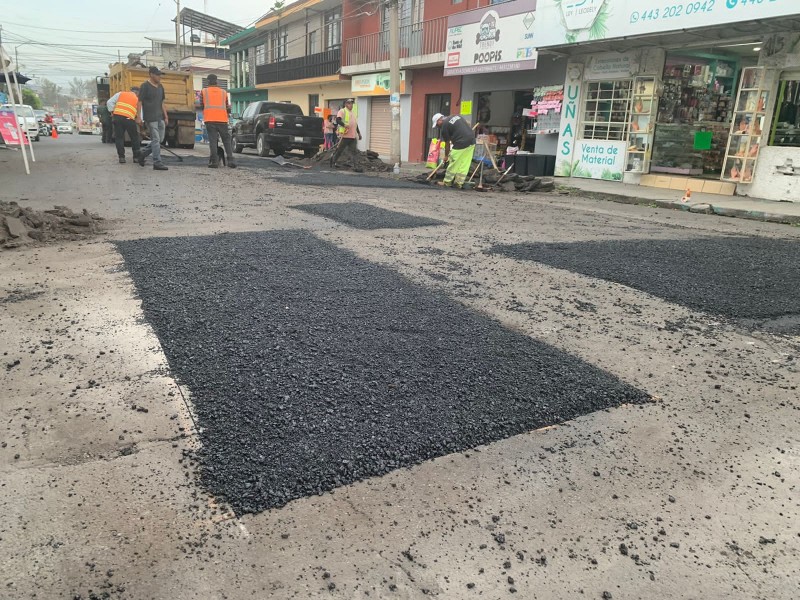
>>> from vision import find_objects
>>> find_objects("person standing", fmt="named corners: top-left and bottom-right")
top-left (323, 115), bottom-right (335, 150)
top-left (330, 98), bottom-right (362, 172)
top-left (107, 86), bottom-right (142, 164)
top-left (137, 66), bottom-right (169, 171)
top-left (97, 103), bottom-right (112, 143)
top-left (200, 74), bottom-right (236, 169)
top-left (432, 113), bottom-right (476, 189)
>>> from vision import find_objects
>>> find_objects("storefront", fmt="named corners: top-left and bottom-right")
top-left (351, 70), bottom-right (411, 161)
top-left (445, 1), bottom-right (563, 172)
top-left (534, 0), bottom-right (800, 200)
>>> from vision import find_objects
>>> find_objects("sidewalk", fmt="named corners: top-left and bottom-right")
top-left (559, 178), bottom-right (800, 226)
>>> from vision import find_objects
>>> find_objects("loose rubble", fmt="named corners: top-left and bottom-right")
top-left (411, 167), bottom-right (556, 193)
top-left (302, 146), bottom-right (392, 172)
top-left (1, 200), bottom-right (104, 249)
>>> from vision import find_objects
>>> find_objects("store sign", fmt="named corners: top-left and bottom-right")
top-left (444, 1), bottom-right (539, 76)
top-left (555, 63), bottom-right (584, 177)
top-left (351, 71), bottom-right (407, 96)
top-left (584, 52), bottom-right (637, 80)
top-left (534, 0), bottom-right (800, 47)
top-left (571, 140), bottom-right (627, 181)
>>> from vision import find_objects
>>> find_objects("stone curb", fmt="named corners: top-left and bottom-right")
top-left (566, 189), bottom-right (800, 226)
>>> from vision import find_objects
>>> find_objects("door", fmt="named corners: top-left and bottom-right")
top-left (424, 93), bottom-right (451, 158)
top-left (308, 94), bottom-right (320, 118)
top-left (238, 103), bottom-right (257, 142)
top-left (369, 97), bottom-right (392, 157)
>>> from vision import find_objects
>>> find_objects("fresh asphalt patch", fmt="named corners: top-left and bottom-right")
top-left (291, 202), bottom-right (446, 229)
top-left (117, 230), bottom-right (649, 514)
top-left (490, 236), bottom-right (800, 321)
top-left (289, 173), bottom-right (424, 189)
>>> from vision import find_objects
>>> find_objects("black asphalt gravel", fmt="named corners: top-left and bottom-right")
top-left (117, 231), bottom-right (649, 514)
top-left (291, 202), bottom-right (446, 229)
top-left (289, 174), bottom-right (424, 189)
top-left (490, 237), bottom-right (800, 320)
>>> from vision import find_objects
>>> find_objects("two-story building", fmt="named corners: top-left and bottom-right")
top-left (223, 27), bottom-right (269, 117)
top-left (249, 0), bottom-right (351, 125)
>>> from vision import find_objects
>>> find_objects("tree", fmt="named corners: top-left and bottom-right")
top-left (39, 78), bottom-right (62, 107)
top-left (22, 88), bottom-right (42, 109)
top-left (67, 77), bottom-right (96, 100)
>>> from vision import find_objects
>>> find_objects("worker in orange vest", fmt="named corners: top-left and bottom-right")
top-left (107, 86), bottom-right (142, 164)
top-left (200, 74), bottom-right (235, 168)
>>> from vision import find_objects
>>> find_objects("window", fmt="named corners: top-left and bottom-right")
top-left (581, 80), bottom-right (633, 141)
top-left (266, 27), bottom-right (287, 62)
top-left (256, 43), bottom-right (266, 66)
top-left (769, 76), bottom-right (800, 147)
top-left (324, 9), bottom-right (341, 50)
top-left (202, 77), bottom-right (228, 89)
top-left (308, 28), bottom-right (319, 55)
top-left (309, 94), bottom-right (320, 117)
top-left (242, 103), bottom-right (257, 119)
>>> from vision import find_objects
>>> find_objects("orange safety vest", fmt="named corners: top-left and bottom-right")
top-left (113, 91), bottom-right (139, 120)
top-left (202, 87), bottom-right (228, 123)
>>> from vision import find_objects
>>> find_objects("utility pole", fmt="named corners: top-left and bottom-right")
top-left (175, 0), bottom-right (182, 65)
top-left (388, 0), bottom-right (401, 166)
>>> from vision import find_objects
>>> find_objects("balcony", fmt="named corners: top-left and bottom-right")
top-left (255, 48), bottom-right (341, 85)
top-left (342, 16), bottom-right (448, 74)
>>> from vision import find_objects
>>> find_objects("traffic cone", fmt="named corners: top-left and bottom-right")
top-left (52, 126), bottom-right (58, 139)
top-left (681, 188), bottom-right (691, 203)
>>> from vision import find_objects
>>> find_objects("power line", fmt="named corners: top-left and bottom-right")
top-left (0, 20), bottom-right (173, 34)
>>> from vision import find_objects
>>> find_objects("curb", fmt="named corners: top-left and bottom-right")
top-left (566, 189), bottom-right (800, 226)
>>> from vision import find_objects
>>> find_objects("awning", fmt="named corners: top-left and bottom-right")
top-left (176, 7), bottom-right (243, 41)
top-left (0, 72), bottom-right (32, 84)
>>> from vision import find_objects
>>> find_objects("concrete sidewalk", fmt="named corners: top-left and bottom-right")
top-left (560, 178), bottom-right (800, 226)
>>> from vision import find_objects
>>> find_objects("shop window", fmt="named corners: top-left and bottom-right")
top-left (722, 67), bottom-right (767, 184)
top-left (581, 80), bottom-right (632, 141)
top-left (769, 77), bottom-right (800, 147)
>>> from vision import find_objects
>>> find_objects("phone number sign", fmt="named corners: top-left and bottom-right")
top-left (534, 0), bottom-right (798, 47)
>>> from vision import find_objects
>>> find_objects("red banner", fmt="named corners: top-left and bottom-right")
top-left (0, 110), bottom-right (30, 146)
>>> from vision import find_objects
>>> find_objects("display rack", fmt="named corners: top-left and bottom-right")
top-left (626, 77), bottom-right (658, 173)
top-left (721, 67), bottom-right (767, 184)
top-left (582, 80), bottom-right (632, 141)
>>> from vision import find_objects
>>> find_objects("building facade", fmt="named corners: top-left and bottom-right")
top-left (223, 28), bottom-right (269, 116)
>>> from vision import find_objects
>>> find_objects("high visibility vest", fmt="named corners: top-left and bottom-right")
top-left (113, 91), bottom-right (139, 120)
top-left (337, 108), bottom-right (351, 136)
top-left (202, 87), bottom-right (228, 123)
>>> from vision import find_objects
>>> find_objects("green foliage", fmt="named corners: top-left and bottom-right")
top-left (21, 88), bottom-right (42, 109)
top-left (557, 159), bottom-right (593, 178)
top-left (38, 78), bottom-right (62, 107)
top-left (589, 3), bottom-right (610, 40)
top-left (600, 168), bottom-right (622, 181)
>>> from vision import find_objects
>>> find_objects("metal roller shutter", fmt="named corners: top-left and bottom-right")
top-left (369, 97), bottom-right (391, 157)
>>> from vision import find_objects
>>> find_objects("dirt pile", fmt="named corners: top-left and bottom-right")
top-left (1, 201), bottom-right (105, 249)
top-left (305, 147), bottom-right (392, 172)
top-left (412, 168), bottom-right (556, 193)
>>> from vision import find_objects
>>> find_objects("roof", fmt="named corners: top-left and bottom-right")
top-left (256, 0), bottom-right (326, 29)
top-left (176, 7), bottom-right (244, 40)
top-left (220, 27), bottom-right (258, 48)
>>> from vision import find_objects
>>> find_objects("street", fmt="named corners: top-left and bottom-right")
top-left (1, 135), bottom-right (799, 599)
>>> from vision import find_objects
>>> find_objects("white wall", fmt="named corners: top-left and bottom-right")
top-left (743, 146), bottom-right (800, 201)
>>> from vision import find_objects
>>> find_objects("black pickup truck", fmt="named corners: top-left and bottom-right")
top-left (232, 101), bottom-right (323, 158)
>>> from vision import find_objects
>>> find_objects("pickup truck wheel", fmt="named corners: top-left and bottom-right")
top-left (256, 133), bottom-right (270, 157)
top-left (232, 135), bottom-right (244, 153)
top-left (272, 145), bottom-right (285, 157)
top-left (304, 148), bottom-right (317, 159)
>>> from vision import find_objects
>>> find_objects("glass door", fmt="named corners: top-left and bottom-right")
top-left (424, 93), bottom-right (451, 157)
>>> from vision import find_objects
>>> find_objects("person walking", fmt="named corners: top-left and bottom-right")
top-left (330, 98), bottom-right (362, 172)
top-left (200, 74), bottom-right (235, 169)
top-left (97, 102), bottom-right (113, 143)
top-left (432, 113), bottom-right (476, 189)
top-left (107, 86), bottom-right (142, 164)
top-left (137, 66), bottom-right (169, 171)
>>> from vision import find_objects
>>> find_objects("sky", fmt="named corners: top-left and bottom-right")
top-left (1, 0), bottom-right (294, 88)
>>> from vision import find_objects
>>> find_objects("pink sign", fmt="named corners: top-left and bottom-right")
top-left (0, 110), bottom-right (29, 145)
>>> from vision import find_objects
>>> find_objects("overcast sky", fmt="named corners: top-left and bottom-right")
top-left (2, 0), bottom-right (290, 87)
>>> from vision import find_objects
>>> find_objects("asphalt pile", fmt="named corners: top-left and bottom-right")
top-left (305, 146), bottom-right (392, 172)
top-left (291, 202), bottom-right (445, 230)
top-left (1, 201), bottom-right (104, 250)
top-left (413, 168), bottom-right (556, 193)
top-left (117, 230), bottom-right (649, 514)
top-left (490, 237), bottom-right (800, 321)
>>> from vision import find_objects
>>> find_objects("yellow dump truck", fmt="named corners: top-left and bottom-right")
top-left (107, 63), bottom-right (196, 148)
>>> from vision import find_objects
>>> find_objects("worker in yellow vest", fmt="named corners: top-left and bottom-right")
top-left (107, 86), bottom-right (142, 164)
top-left (200, 74), bottom-right (235, 168)
top-left (330, 98), bottom-right (362, 172)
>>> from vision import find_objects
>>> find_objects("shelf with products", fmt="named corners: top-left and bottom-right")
top-left (722, 67), bottom-right (767, 184)
top-left (650, 121), bottom-right (729, 176)
top-left (659, 54), bottom-right (739, 125)
top-left (626, 77), bottom-right (659, 173)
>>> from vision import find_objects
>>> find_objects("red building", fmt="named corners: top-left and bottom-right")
top-left (342, 0), bottom-right (495, 162)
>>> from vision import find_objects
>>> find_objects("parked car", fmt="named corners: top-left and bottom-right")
top-left (1, 103), bottom-right (39, 141)
top-left (231, 101), bottom-right (323, 158)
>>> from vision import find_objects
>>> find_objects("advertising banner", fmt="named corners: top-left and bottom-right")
top-left (444, 0), bottom-right (538, 76)
top-left (351, 71), bottom-right (407, 96)
top-left (534, 0), bottom-right (800, 48)
top-left (570, 140), bottom-right (627, 180)
top-left (0, 110), bottom-right (29, 146)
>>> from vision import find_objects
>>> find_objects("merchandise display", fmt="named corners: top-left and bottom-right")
top-left (722, 67), bottom-right (768, 183)
top-left (626, 77), bottom-right (658, 173)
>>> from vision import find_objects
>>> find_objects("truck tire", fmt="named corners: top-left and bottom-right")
top-left (272, 145), bottom-right (285, 157)
top-left (232, 135), bottom-right (244, 153)
top-left (256, 133), bottom-right (270, 157)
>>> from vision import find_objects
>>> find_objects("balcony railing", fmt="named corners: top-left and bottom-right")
top-left (343, 16), bottom-right (448, 68)
top-left (255, 47), bottom-right (340, 85)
